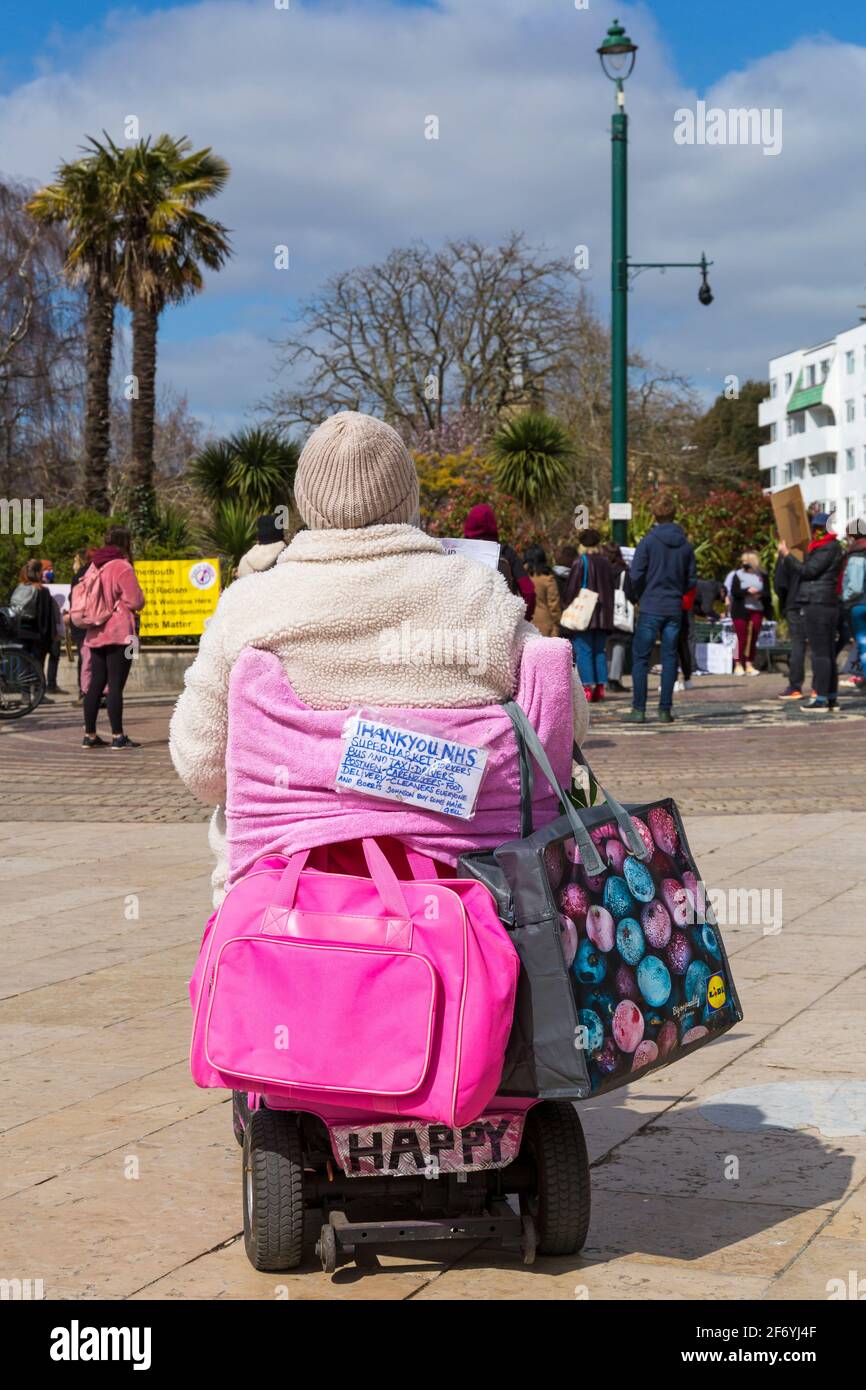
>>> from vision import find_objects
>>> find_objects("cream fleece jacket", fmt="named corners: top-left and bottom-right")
top-left (170, 525), bottom-right (589, 894)
top-left (236, 540), bottom-right (286, 578)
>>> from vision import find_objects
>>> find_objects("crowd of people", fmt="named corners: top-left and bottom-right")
top-left (8, 525), bottom-right (144, 747)
top-left (7, 468), bottom-right (866, 741)
top-left (515, 496), bottom-right (866, 720)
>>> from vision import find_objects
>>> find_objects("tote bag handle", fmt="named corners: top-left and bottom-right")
top-left (503, 702), bottom-right (649, 873)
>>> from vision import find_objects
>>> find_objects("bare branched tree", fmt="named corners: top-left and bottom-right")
top-left (0, 179), bottom-right (85, 503)
top-left (267, 234), bottom-right (583, 433)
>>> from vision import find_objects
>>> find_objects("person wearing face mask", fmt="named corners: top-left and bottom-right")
top-left (39, 560), bottom-right (67, 695)
top-left (730, 550), bottom-right (772, 676)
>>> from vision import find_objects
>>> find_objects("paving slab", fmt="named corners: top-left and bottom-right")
top-left (1, 699), bottom-right (865, 1301)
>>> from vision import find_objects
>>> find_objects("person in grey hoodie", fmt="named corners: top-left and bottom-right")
top-left (622, 496), bottom-right (697, 723)
top-left (236, 513), bottom-right (287, 578)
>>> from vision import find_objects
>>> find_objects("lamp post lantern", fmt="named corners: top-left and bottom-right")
top-left (598, 20), bottom-right (714, 546)
top-left (598, 19), bottom-right (638, 546)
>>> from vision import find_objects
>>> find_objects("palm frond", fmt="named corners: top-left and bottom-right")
top-left (199, 499), bottom-right (258, 566)
top-left (490, 411), bottom-right (574, 511)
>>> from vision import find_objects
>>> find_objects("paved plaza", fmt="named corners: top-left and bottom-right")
top-left (1, 676), bottom-right (865, 1300)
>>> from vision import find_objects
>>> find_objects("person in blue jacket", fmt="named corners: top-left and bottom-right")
top-left (622, 496), bottom-right (697, 723)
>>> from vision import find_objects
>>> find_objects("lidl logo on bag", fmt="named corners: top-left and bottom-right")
top-left (707, 974), bottom-right (727, 1010)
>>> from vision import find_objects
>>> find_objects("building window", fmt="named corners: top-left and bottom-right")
top-left (806, 364), bottom-right (816, 386)
top-left (847, 399), bottom-right (856, 422)
top-left (766, 467), bottom-right (777, 488)
top-left (784, 371), bottom-right (792, 391)
top-left (769, 379), bottom-right (777, 398)
top-left (791, 459), bottom-right (805, 480)
top-left (809, 457), bottom-right (836, 477)
top-left (787, 413), bottom-right (806, 437)
top-left (846, 350), bottom-right (856, 373)
top-left (821, 359), bottom-right (830, 380)
top-left (847, 496), bottom-right (857, 522)
top-left (847, 448), bottom-right (856, 470)
top-left (769, 422), bottom-right (777, 442)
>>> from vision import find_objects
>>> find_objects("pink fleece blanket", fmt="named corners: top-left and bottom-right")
top-left (225, 639), bottom-right (574, 885)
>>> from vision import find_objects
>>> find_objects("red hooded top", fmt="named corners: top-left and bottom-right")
top-left (462, 505), bottom-right (536, 619)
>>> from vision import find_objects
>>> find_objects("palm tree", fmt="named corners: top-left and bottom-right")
top-left (26, 152), bottom-right (119, 512)
top-left (189, 427), bottom-right (299, 515)
top-left (201, 498), bottom-right (258, 568)
top-left (490, 411), bottom-right (574, 512)
top-left (94, 133), bottom-right (231, 516)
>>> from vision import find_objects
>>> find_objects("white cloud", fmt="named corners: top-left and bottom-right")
top-left (2, 0), bottom-right (865, 423)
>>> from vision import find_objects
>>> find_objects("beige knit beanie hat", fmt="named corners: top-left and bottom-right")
top-left (294, 411), bottom-right (420, 529)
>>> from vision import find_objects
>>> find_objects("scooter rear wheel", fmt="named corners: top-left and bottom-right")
top-left (243, 1109), bottom-right (305, 1271)
top-left (520, 1102), bottom-right (591, 1257)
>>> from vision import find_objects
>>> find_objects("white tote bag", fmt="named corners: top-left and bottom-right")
top-left (560, 556), bottom-right (598, 633)
top-left (613, 572), bottom-right (634, 634)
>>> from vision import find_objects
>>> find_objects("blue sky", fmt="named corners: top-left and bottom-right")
top-left (2, 0), bottom-right (866, 434)
top-left (6, 1), bottom-right (866, 95)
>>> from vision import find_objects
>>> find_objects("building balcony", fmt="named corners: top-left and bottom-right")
top-left (803, 425), bottom-right (839, 456)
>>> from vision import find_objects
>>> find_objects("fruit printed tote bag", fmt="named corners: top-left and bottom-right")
top-left (461, 703), bottom-right (743, 1100)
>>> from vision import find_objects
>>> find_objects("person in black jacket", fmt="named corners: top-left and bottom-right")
top-left (778, 512), bottom-right (844, 711)
top-left (774, 552), bottom-right (806, 699)
top-left (10, 559), bottom-right (55, 696)
top-left (564, 529), bottom-right (617, 702)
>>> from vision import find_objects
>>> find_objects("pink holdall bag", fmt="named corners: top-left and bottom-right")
top-left (189, 837), bottom-right (519, 1128)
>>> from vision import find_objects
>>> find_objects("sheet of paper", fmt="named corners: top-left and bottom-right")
top-left (335, 716), bottom-right (488, 820)
top-left (440, 537), bottom-right (501, 569)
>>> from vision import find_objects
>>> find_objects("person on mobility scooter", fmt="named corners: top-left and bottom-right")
top-left (170, 410), bottom-right (593, 1272)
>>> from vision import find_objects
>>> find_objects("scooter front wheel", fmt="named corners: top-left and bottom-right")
top-left (243, 1108), bottom-right (305, 1271)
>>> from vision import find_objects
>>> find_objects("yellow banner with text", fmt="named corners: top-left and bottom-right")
top-left (136, 558), bottom-right (221, 637)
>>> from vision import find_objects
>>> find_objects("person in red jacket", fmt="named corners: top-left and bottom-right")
top-left (462, 503), bottom-right (536, 620)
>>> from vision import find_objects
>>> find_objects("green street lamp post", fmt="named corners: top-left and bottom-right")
top-left (598, 19), bottom-right (637, 547)
top-left (597, 20), bottom-right (715, 546)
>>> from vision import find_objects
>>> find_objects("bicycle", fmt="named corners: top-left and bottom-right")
top-left (0, 607), bottom-right (46, 719)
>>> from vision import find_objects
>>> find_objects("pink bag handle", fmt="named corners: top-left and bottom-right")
top-left (404, 849), bottom-right (439, 879)
top-left (275, 839), bottom-right (411, 922)
top-left (276, 848), bottom-right (312, 908)
top-left (359, 837), bottom-right (412, 920)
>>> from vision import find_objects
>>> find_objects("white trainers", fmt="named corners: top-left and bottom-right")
top-left (733, 664), bottom-right (745, 676)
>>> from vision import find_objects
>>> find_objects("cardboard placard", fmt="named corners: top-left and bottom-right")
top-left (770, 484), bottom-right (810, 561)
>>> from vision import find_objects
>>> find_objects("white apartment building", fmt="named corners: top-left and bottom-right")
top-left (758, 322), bottom-right (866, 529)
